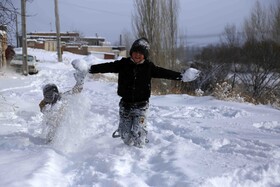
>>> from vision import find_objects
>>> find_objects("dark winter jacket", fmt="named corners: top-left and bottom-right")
top-left (89, 57), bottom-right (182, 102)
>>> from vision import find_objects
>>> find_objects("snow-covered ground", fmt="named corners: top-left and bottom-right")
top-left (0, 48), bottom-right (279, 187)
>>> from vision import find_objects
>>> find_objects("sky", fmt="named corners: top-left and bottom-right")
top-left (14, 0), bottom-right (276, 46)
top-left (0, 48), bottom-right (280, 186)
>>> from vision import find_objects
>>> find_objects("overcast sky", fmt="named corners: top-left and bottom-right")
top-left (18, 0), bottom-right (276, 46)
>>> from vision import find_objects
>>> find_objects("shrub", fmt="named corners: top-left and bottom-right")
top-left (213, 82), bottom-right (245, 102)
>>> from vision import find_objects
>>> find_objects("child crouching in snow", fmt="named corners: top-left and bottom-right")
top-left (39, 59), bottom-right (88, 143)
top-left (87, 37), bottom-right (200, 148)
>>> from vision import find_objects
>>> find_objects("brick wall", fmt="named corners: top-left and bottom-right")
top-left (63, 45), bottom-right (89, 55)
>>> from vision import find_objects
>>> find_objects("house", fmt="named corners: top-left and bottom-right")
top-left (25, 32), bottom-right (126, 59)
top-left (25, 32), bottom-right (80, 51)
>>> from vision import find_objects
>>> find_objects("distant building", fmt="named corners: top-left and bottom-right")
top-left (25, 32), bottom-right (126, 59)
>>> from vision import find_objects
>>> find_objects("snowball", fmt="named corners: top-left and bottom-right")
top-left (182, 68), bottom-right (200, 82)
top-left (71, 59), bottom-right (89, 73)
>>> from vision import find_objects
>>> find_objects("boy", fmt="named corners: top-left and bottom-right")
top-left (88, 37), bottom-right (200, 148)
top-left (39, 59), bottom-right (88, 142)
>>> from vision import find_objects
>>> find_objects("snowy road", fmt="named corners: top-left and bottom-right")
top-left (0, 49), bottom-right (279, 187)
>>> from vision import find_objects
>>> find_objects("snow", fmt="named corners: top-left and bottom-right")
top-left (0, 48), bottom-right (280, 187)
top-left (71, 59), bottom-right (89, 73)
top-left (181, 68), bottom-right (201, 82)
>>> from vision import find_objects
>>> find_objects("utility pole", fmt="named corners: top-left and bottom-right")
top-left (54, 0), bottom-right (62, 62)
top-left (119, 34), bottom-right (122, 46)
top-left (21, 0), bottom-right (28, 75)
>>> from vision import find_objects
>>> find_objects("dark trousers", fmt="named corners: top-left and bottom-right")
top-left (118, 100), bottom-right (149, 148)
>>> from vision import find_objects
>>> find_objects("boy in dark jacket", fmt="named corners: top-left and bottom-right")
top-left (89, 37), bottom-right (199, 148)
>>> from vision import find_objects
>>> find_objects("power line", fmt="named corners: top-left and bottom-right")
top-left (60, 1), bottom-right (129, 17)
top-left (185, 33), bottom-right (223, 39)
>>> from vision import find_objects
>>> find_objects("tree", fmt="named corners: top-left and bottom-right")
top-left (161, 0), bottom-right (179, 69)
top-left (271, 1), bottom-right (280, 44)
top-left (121, 29), bottom-right (134, 57)
top-left (193, 45), bottom-right (234, 94)
top-left (193, 24), bottom-right (244, 94)
top-left (221, 24), bottom-right (242, 47)
top-left (0, 0), bottom-right (18, 27)
top-left (192, 1), bottom-right (280, 103)
top-left (0, 0), bottom-right (19, 44)
top-left (220, 24), bottom-right (243, 89)
top-left (239, 41), bottom-right (280, 100)
top-left (132, 0), bottom-right (180, 94)
top-left (243, 1), bottom-right (271, 43)
top-left (240, 1), bottom-right (280, 101)
top-left (0, 0), bottom-right (34, 45)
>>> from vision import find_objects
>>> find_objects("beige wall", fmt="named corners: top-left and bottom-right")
top-left (44, 40), bottom-right (57, 51)
top-left (88, 46), bottom-right (127, 58)
top-left (88, 46), bottom-right (112, 53)
top-left (118, 50), bottom-right (127, 57)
